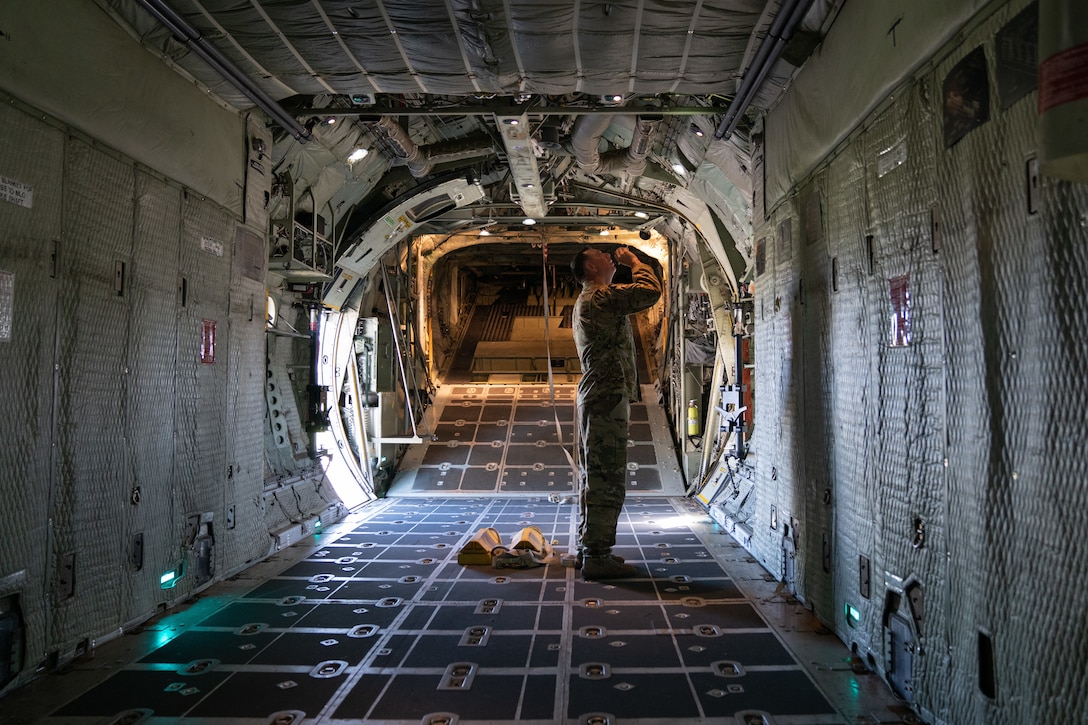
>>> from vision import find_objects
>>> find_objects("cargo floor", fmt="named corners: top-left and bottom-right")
top-left (4, 495), bottom-right (910, 724)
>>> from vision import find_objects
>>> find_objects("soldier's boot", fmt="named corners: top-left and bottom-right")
top-left (575, 552), bottom-right (624, 569)
top-left (582, 554), bottom-right (638, 580)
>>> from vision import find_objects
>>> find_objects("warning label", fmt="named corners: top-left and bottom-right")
top-left (1039, 42), bottom-right (1088, 113)
top-left (0, 175), bottom-right (33, 209)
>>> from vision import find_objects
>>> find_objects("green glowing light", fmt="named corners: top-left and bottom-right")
top-left (845, 603), bottom-right (860, 627)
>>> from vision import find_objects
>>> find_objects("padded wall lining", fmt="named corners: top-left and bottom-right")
top-left (753, 0), bottom-right (1088, 721)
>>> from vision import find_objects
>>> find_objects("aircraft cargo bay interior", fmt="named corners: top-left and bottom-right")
top-left (2, 1), bottom-right (1087, 724)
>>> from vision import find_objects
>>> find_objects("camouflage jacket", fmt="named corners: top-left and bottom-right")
top-left (573, 260), bottom-right (662, 401)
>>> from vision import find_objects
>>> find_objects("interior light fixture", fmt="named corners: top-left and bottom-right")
top-left (347, 148), bottom-right (369, 163)
top-left (479, 228), bottom-right (491, 236)
top-left (160, 565), bottom-right (183, 589)
top-left (599, 228), bottom-right (610, 236)
top-left (326, 117), bottom-right (337, 125)
top-left (600, 94), bottom-right (624, 105)
top-left (672, 163), bottom-right (688, 176)
top-left (503, 118), bottom-right (520, 125)
top-left (633, 211), bottom-right (649, 219)
top-left (522, 218), bottom-right (536, 226)
top-left (690, 123), bottom-right (704, 137)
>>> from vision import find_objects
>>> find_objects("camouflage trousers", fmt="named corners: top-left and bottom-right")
top-left (577, 393), bottom-right (630, 556)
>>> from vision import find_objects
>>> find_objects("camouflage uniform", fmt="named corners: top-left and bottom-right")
top-left (573, 258), bottom-right (662, 557)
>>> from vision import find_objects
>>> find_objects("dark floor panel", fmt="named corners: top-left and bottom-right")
top-left (462, 467), bottom-right (503, 489)
top-left (568, 672), bottom-right (701, 720)
top-left (674, 631), bottom-right (797, 667)
top-left (363, 673), bottom-right (530, 720)
top-left (185, 671), bottom-right (345, 718)
top-left (626, 466), bottom-right (662, 490)
top-left (571, 603), bottom-right (671, 630)
top-left (138, 630), bottom-right (278, 664)
top-left (403, 633), bottom-right (535, 667)
top-left (295, 601), bottom-right (406, 628)
top-left (54, 669), bottom-right (233, 717)
top-left (423, 443), bottom-right (471, 465)
top-left (467, 444), bottom-right (504, 465)
top-left (332, 578), bottom-right (426, 600)
top-left (243, 577), bottom-right (336, 600)
top-left (689, 669), bottom-right (838, 718)
top-left (249, 631), bottom-right (381, 665)
top-left (412, 467), bottom-right (463, 490)
top-left (571, 631), bottom-right (685, 667)
top-left (504, 445), bottom-right (572, 466)
top-left (500, 466), bottom-right (575, 492)
top-left (40, 496), bottom-right (865, 725)
top-left (434, 422), bottom-right (477, 441)
top-left (401, 603), bottom-right (542, 630)
top-left (403, 384), bottom-right (670, 495)
top-left (197, 601), bottom-right (317, 628)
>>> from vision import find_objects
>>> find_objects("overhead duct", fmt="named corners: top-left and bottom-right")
top-left (375, 116), bottom-right (429, 176)
top-left (572, 115), bottom-right (663, 177)
top-left (374, 118), bottom-right (495, 177)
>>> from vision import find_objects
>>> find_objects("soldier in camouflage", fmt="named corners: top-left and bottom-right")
top-left (570, 245), bottom-right (662, 579)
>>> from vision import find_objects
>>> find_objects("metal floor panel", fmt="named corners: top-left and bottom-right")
top-left (10, 496), bottom-right (912, 725)
top-left (393, 384), bottom-right (683, 498)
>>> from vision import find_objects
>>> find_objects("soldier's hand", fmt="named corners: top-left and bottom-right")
top-left (613, 246), bottom-right (637, 266)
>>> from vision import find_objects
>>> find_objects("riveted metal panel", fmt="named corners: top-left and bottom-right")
top-left (0, 99), bottom-right (65, 683)
top-left (51, 137), bottom-right (133, 650)
top-left (121, 170), bottom-right (181, 622)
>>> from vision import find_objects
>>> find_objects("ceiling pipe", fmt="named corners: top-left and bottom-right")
top-left (135, 0), bottom-right (310, 142)
top-left (374, 116), bottom-right (428, 175)
top-left (572, 115), bottom-right (663, 177)
top-left (714, 0), bottom-right (815, 141)
top-left (374, 118), bottom-right (494, 177)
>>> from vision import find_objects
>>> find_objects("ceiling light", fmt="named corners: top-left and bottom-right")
top-left (522, 182), bottom-right (535, 189)
top-left (479, 228), bottom-right (491, 236)
top-left (599, 229), bottom-right (610, 236)
top-left (326, 117), bottom-right (337, 125)
top-left (672, 163), bottom-right (687, 176)
top-left (347, 148), bottom-right (369, 163)
top-left (522, 218), bottom-right (536, 226)
top-left (690, 123), bottom-right (704, 137)
top-left (600, 94), bottom-right (624, 105)
top-left (633, 211), bottom-right (649, 219)
top-left (503, 118), bottom-right (520, 125)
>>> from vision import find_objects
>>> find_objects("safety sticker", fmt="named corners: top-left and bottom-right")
top-left (0, 175), bottom-right (33, 209)
top-left (1040, 42), bottom-right (1088, 113)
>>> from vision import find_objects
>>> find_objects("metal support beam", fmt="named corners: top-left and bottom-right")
top-left (494, 112), bottom-right (548, 218)
top-left (303, 104), bottom-right (724, 118)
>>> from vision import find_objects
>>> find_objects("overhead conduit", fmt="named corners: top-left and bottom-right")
top-left (374, 117), bottom-right (495, 177)
top-left (135, 0), bottom-right (310, 142)
top-left (714, 0), bottom-right (815, 140)
top-left (572, 115), bottom-right (663, 177)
